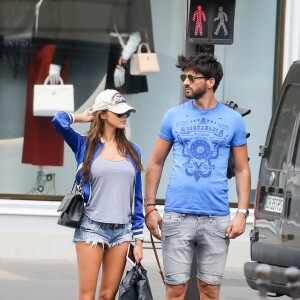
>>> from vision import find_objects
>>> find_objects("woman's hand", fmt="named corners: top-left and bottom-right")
top-left (133, 240), bottom-right (143, 264)
top-left (73, 108), bottom-right (94, 123)
top-left (82, 108), bottom-right (94, 122)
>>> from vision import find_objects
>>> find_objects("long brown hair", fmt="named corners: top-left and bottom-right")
top-left (81, 111), bottom-right (143, 181)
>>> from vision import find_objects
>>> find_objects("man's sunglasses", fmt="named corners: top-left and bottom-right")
top-left (114, 111), bottom-right (131, 118)
top-left (180, 74), bottom-right (206, 82)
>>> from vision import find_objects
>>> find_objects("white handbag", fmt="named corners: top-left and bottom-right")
top-left (130, 43), bottom-right (160, 76)
top-left (33, 76), bottom-right (74, 117)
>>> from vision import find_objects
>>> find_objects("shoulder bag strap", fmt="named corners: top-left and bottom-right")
top-left (114, 23), bottom-right (125, 49)
top-left (71, 180), bottom-right (76, 193)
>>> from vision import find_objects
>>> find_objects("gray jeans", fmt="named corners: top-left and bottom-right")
top-left (161, 213), bottom-right (230, 285)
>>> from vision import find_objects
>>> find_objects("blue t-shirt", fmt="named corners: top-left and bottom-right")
top-left (159, 100), bottom-right (247, 216)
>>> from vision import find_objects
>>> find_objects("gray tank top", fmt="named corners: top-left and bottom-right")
top-left (85, 155), bottom-right (135, 224)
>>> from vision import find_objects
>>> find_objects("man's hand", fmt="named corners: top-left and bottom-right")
top-left (145, 209), bottom-right (162, 240)
top-left (226, 213), bottom-right (247, 239)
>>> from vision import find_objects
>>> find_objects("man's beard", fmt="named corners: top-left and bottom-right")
top-left (185, 86), bottom-right (206, 99)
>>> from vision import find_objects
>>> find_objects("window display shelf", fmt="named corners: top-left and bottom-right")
top-left (0, 194), bottom-right (63, 201)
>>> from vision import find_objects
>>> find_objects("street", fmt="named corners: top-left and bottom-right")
top-left (0, 258), bottom-right (291, 300)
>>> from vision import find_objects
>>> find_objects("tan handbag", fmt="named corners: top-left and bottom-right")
top-left (33, 76), bottom-right (74, 117)
top-left (114, 23), bottom-right (160, 76)
top-left (130, 43), bottom-right (160, 76)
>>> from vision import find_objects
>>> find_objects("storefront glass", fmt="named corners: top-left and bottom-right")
top-left (0, 0), bottom-right (278, 202)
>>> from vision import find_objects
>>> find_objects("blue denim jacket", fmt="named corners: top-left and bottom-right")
top-left (52, 111), bottom-right (144, 240)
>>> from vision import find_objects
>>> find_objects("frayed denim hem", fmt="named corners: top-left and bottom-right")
top-left (73, 214), bottom-right (133, 248)
top-left (73, 238), bottom-right (132, 250)
top-left (73, 239), bottom-right (106, 249)
top-left (108, 238), bottom-right (132, 249)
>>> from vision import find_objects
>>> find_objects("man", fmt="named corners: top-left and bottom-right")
top-left (145, 53), bottom-right (251, 300)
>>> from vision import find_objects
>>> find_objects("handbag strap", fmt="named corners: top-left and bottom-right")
top-left (72, 179), bottom-right (83, 196)
top-left (137, 43), bottom-right (151, 54)
top-left (71, 180), bottom-right (76, 193)
top-left (150, 234), bottom-right (165, 285)
top-left (114, 23), bottom-right (125, 49)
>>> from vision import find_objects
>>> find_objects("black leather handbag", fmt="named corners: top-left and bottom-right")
top-left (118, 263), bottom-right (153, 300)
top-left (57, 181), bottom-right (84, 228)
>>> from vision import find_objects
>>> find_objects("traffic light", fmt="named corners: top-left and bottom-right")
top-left (220, 100), bottom-right (251, 179)
top-left (186, 0), bottom-right (236, 45)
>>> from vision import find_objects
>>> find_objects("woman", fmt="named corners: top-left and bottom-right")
top-left (52, 89), bottom-right (144, 300)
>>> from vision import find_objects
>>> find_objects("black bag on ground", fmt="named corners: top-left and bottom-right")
top-left (57, 190), bottom-right (84, 229)
top-left (118, 263), bottom-right (153, 300)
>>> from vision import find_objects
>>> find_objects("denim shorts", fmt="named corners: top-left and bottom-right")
top-left (161, 212), bottom-right (230, 285)
top-left (73, 214), bottom-right (133, 248)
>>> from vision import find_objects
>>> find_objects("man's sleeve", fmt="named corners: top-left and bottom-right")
top-left (158, 109), bottom-right (174, 142)
top-left (232, 113), bottom-right (247, 147)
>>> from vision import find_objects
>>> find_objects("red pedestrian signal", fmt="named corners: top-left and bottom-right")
top-left (192, 6), bottom-right (207, 37)
top-left (187, 0), bottom-right (236, 45)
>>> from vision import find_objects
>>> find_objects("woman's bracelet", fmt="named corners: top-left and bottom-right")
top-left (145, 208), bottom-right (158, 219)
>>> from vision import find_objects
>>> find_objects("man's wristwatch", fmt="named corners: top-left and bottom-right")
top-left (236, 208), bottom-right (249, 218)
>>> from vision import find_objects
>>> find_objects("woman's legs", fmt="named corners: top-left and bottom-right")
top-left (98, 242), bottom-right (129, 300)
top-left (76, 241), bottom-right (104, 300)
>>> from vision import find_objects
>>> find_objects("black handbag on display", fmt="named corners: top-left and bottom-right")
top-left (57, 181), bottom-right (84, 228)
top-left (118, 263), bottom-right (153, 300)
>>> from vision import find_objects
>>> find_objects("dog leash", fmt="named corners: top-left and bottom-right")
top-left (150, 234), bottom-right (165, 285)
top-left (145, 208), bottom-right (165, 284)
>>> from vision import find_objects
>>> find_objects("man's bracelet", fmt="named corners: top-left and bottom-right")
top-left (145, 208), bottom-right (158, 219)
top-left (144, 203), bottom-right (156, 208)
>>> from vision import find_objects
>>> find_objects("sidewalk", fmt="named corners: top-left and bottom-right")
top-left (0, 258), bottom-right (291, 300)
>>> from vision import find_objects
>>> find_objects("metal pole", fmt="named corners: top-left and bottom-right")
top-left (255, 264), bottom-right (271, 300)
top-left (183, 3), bottom-right (216, 298)
top-left (285, 267), bottom-right (300, 300)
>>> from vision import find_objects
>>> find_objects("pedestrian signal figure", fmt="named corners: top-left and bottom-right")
top-left (192, 6), bottom-right (207, 36)
top-left (214, 6), bottom-right (228, 36)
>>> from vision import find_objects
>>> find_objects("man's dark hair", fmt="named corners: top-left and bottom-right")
top-left (176, 53), bottom-right (223, 92)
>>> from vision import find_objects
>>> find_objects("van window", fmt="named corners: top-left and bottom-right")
top-left (268, 84), bottom-right (300, 170)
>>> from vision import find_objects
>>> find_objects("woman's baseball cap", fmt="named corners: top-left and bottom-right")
top-left (92, 89), bottom-right (136, 114)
